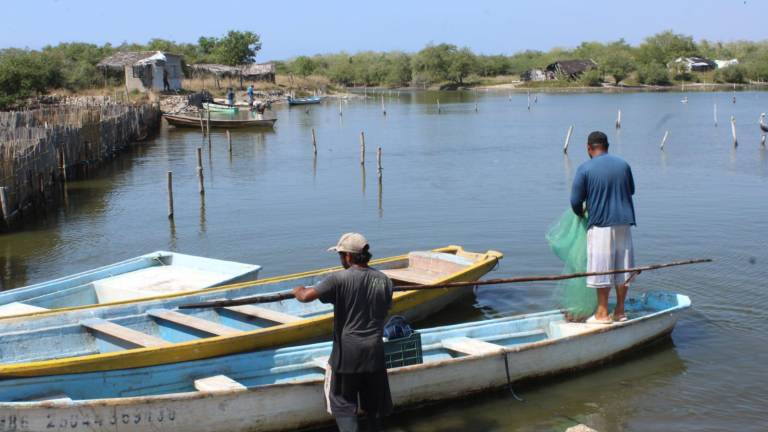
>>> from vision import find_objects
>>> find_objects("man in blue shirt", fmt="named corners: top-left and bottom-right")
top-left (570, 131), bottom-right (636, 324)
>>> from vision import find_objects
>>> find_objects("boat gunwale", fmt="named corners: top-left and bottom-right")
top-left (0, 291), bottom-right (687, 409)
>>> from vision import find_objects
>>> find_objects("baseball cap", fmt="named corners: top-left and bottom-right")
top-left (327, 233), bottom-right (369, 254)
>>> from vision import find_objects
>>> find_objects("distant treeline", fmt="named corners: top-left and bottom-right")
top-left (2, 30), bottom-right (768, 108)
top-left (280, 31), bottom-right (768, 87)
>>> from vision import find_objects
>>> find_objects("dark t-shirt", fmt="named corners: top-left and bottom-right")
top-left (315, 266), bottom-right (393, 373)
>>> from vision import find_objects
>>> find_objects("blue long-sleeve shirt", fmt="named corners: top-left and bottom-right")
top-left (570, 153), bottom-right (636, 228)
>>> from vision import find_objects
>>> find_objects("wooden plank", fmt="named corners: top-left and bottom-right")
top-left (81, 318), bottom-right (170, 348)
top-left (381, 268), bottom-right (439, 285)
top-left (224, 305), bottom-right (300, 324)
top-left (442, 337), bottom-right (504, 356)
top-left (148, 309), bottom-right (241, 336)
top-left (194, 374), bottom-right (247, 392)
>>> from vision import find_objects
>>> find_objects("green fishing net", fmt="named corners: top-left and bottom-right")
top-left (546, 209), bottom-right (596, 321)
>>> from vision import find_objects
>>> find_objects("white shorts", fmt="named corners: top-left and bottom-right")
top-left (586, 225), bottom-right (634, 289)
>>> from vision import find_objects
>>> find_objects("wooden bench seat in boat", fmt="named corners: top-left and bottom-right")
top-left (148, 309), bottom-right (241, 336)
top-left (223, 305), bottom-right (300, 324)
top-left (194, 375), bottom-right (247, 392)
top-left (0, 302), bottom-right (49, 318)
top-left (81, 318), bottom-right (171, 348)
top-left (442, 337), bottom-right (505, 356)
top-left (381, 251), bottom-right (474, 285)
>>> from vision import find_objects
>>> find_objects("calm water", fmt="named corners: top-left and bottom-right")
top-left (1, 90), bottom-right (767, 431)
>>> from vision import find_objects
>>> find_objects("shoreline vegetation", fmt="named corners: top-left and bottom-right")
top-left (3, 30), bottom-right (768, 108)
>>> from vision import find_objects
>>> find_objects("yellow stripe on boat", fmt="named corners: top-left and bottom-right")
top-left (0, 246), bottom-right (503, 377)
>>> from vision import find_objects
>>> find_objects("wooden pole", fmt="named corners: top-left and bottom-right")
top-left (197, 148), bottom-right (205, 195)
top-left (713, 103), bottom-right (717, 127)
top-left (167, 171), bottom-right (174, 219)
top-left (338, 99), bottom-right (343, 117)
top-left (616, 109), bottom-right (622, 129)
top-left (360, 131), bottom-right (366, 165)
top-left (660, 130), bottom-right (669, 150)
top-left (178, 258), bottom-right (713, 308)
top-left (563, 125), bottom-right (574, 154)
top-left (527, 91), bottom-right (531, 111)
top-left (731, 116), bottom-right (738, 147)
top-left (762, 135), bottom-right (766, 147)
top-left (437, 99), bottom-right (441, 114)
top-left (311, 128), bottom-right (318, 155)
top-left (0, 187), bottom-right (9, 228)
top-left (200, 111), bottom-right (205, 136)
top-left (59, 149), bottom-right (67, 183)
top-left (474, 103), bottom-right (478, 112)
top-left (381, 94), bottom-right (386, 116)
top-left (226, 130), bottom-right (232, 153)
top-left (206, 109), bottom-right (211, 137)
top-left (377, 146), bottom-right (382, 181)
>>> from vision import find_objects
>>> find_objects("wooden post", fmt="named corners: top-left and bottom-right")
top-left (437, 99), bottom-right (441, 114)
top-left (311, 128), bottom-right (317, 155)
top-left (713, 104), bottom-right (717, 127)
top-left (206, 110), bottom-right (211, 138)
top-left (200, 111), bottom-right (205, 136)
top-left (197, 148), bottom-right (205, 195)
top-left (527, 91), bottom-right (531, 111)
top-left (563, 125), bottom-right (574, 154)
top-left (377, 147), bottom-right (382, 181)
top-left (761, 135), bottom-right (766, 147)
top-left (360, 131), bottom-right (366, 165)
top-left (226, 130), bottom-right (232, 153)
top-left (167, 171), bottom-right (174, 219)
top-left (474, 103), bottom-right (478, 112)
top-left (381, 94), bottom-right (386, 116)
top-left (616, 109), bottom-right (622, 129)
top-left (0, 187), bottom-right (9, 228)
top-left (731, 116), bottom-right (738, 147)
top-left (338, 99), bottom-right (343, 116)
top-left (59, 149), bottom-right (67, 183)
top-left (660, 130), bottom-right (669, 150)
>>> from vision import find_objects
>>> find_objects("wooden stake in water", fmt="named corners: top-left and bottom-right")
top-left (360, 131), bottom-right (366, 165)
top-left (199, 111), bottom-right (205, 136)
top-left (0, 186), bottom-right (9, 228)
top-left (381, 94), bottom-right (386, 116)
top-left (616, 109), bottom-right (622, 129)
top-left (731, 116), bottom-right (738, 147)
top-left (226, 130), bottom-right (232, 153)
top-left (338, 99), bottom-right (343, 117)
top-left (311, 128), bottom-right (317, 155)
top-left (167, 171), bottom-right (174, 219)
top-left (527, 91), bottom-right (531, 111)
top-left (474, 103), bottom-right (478, 112)
top-left (713, 103), bottom-right (718, 127)
top-left (437, 99), bottom-right (441, 114)
top-left (377, 147), bottom-right (382, 181)
top-left (563, 125), bottom-right (574, 154)
top-left (197, 148), bottom-right (205, 195)
top-left (660, 130), bottom-right (669, 150)
top-left (206, 110), bottom-right (211, 136)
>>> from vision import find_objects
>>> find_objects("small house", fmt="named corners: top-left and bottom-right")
top-left (715, 59), bottom-right (739, 69)
top-left (98, 51), bottom-right (184, 92)
top-left (671, 57), bottom-right (716, 72)
top-left (545, 60), bottom-right (597, 80)
top-left (240, 63), bottom-right (276, 83)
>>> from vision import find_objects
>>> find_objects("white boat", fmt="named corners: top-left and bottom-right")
top-left (0, 291), bottom-right (690, 432)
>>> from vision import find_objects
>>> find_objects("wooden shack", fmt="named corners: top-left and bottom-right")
top-left (545, 60), bottom-right (597, 80)
top-left (98, 52), bottom-right (184, 92)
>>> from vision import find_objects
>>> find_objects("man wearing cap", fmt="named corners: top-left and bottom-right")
top-left (570, 131), bottom-right (636, 324)
top-left (293, 233), bottom-right (394, 432)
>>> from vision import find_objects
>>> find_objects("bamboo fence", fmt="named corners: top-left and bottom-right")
top-left (0, 97), bottom-right (160, 230)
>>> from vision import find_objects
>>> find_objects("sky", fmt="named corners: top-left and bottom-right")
top-left (2, 0), bottom-right (766, 60)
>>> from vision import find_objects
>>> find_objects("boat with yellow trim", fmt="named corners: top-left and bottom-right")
top-left (0, 246), bottom-right (502, 378)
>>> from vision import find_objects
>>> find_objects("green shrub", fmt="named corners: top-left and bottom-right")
top-left (714, 65), bottom-right (746, 83)
top-left (579, 69), bottom-right (603, 86)
top-left (637, 62), bottom-right (671, 85)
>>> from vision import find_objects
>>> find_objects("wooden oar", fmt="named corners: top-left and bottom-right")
top-left (178, 258), bottom-right (711, 309)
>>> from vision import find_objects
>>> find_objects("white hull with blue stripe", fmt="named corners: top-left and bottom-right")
top-left (0, 291), bottom-right (690, 432)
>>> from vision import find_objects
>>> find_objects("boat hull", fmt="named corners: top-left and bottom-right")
top-left (164, 114), bottom-right (276, 128)
top-left (202, 102), bottom-right (238, 113)
top-left (0, 295), bottom-right (685, 432)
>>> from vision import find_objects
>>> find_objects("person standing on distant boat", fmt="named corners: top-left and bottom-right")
top-left (246, 85), bottom-right (255, 109)
top-left (226, 87), bottom-right (235, 106)
top-left (570, 131), bottom-right (636, 324)
top-left (162, 69), bottom-right (170, 92)
top-left (293, 233), bottom-right (394, 432)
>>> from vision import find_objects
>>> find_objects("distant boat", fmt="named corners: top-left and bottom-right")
top-left (164, 113), bottom-right (277, 128)
top-left (287, 96), bottom-right (324, 106)
top-left (760, 113), bottom-right (768, 133)
top-left (0, 291), bottom-right (690, 432)
top-left (202, 102), bottom-right (238, 113)
top-left (0, 252), bottom-right (260, 318)
top-left (0, 246), bottom-right (502, 377)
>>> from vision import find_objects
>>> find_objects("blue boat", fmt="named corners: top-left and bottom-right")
top-left (0, 252), bottom-right (261, 318)
top-left (287, 95), bottom-right (324, 106)
top-left (0, 291), bottom-right (690, 432)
